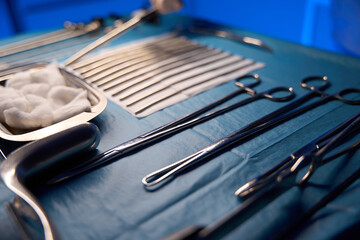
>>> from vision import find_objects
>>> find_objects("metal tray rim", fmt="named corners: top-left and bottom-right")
top-left (0, 63), bottom-right (107, 141)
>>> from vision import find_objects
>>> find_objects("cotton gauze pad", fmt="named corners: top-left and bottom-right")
top-left (0, 62), bottom-right (91, 129)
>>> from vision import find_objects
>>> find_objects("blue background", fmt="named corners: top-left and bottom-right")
top-left (0, 5), bottom-right (360, 240)
top-left (1, 0), bottom-right (360, 58)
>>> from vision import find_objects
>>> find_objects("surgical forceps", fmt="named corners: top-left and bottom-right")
top-left (49, 75), bottom-right (294, 183)
top-left (279, 149), bottom-right (360, 239)
top-left (142, 76), bottom-right (360, 187)
top-left (0, 19), bottom-right (103, 58)
top-left (236, 111), bottom-right (360, 197)
top-left (164, 112), bottom-right (360, 240)
top-left (186, 27), bottom-right (273, 53)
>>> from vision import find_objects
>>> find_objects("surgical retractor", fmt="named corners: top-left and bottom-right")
top-left (0, 123), bottom-right (100, 240)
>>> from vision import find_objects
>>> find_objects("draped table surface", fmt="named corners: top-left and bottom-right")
top-left (0, 14), bottom-right (359, 240)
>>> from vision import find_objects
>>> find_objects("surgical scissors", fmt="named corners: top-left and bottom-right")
top-left (163, 112), bottom-right (360, 240)
top-left (49, 75), bottom-right (294, 184)
top-left (142, 76), bottom-right (360, 187)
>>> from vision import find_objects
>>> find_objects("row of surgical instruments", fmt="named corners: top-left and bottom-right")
top-left (48, 74), bottom-right (294, 183)
top-left (0, 19), bottom-right (104, 70)
top-left (1, 7), bottom-right (269, 117)
top-left (0, 10), bottom-right (275, 239)
top-left (0, 8), bottom-right (358, 239)
top-left (0, 18), bottom-right (103, 59)
top-left (0, 10), bottom-right (271, 69)
top-left (164, 111), bottom-right (360, 239)
top-left (49, 76), bottom-right (360, 185)
top-left (71, 33), bottom-right (265, 116)
top-left (141, 76), bottom-right (359, 186)
top-left (2, 74), bottom-right (359, 240)
top-left (1, 31), bottom-right (266, 117)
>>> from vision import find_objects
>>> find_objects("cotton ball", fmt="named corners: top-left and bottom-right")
top-left (0, 62), bottom-right (92, 129)
top-left (23, 94), bottom-right (53, 127)
top-left (49, 86), bottom-right (91, 122)
top-left (53, 90), bottom-right (91, 123)
top-left (3, 108), bottom-right (38, 129)
top-left (10, 97), bottom-right (32, 112)
top-left (25, 93), bottom-right (49, 105)
top-left (48, 85), bottom-right (87, 107)
top-left (30, 62), bottom-right (66, 86)
top-left (0, 96), bottom-right (32, 123)
top-left (31, 104), bottom-right (54, 127)
top-left (4, 95), bottom-right (53, 129)
top-left (0, 86), bottom-right (22, 102)
top-left (4, 107), bottom-right (51, 129)
top-left (21, 83), bottom-right (51, 98)
top-left (5, 71), bottom-right (33, 89)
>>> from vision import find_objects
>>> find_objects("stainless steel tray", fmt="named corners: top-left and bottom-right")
top-left (0, 63), bottom-right (107, 141)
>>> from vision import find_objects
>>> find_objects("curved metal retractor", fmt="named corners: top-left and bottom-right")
top-left (0, 123), bottom-right (100, 240)
top-left (1, 172), bottom-right (60, 240)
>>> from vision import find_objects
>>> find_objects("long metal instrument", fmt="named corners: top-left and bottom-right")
top-left (131, 60), bottom-right (260, 115)
top-left (102, 47), bottom-right (221, 93)
top-left (142, 77), bottom-right (360, 187)
top-left (163, 112), bottom-right (360, 240)
top-left (78, 36), bottom-right (194, 77)
top-left (64, 9), bottom-right (157, 66)
top-left (0, 123), bottom-right (99, 240)
top-left (87, 41), bottom-right (203, 84)
top-left (125, 56), bottom-right (249, 107)
top-left (109, 48), bottom-right (223, 97)
top-left (48, 75), bottom-right (294, 184)
top-left (100, 49), bottom-right (230, 93)
top-left (0, 36), bottom-right (98, 70)
top-left (69, 34), bottom-right (180, 70)
top-left (0, 19), bottom-right (102, 58)
top-left (186, 27), bottom-right (273, 53)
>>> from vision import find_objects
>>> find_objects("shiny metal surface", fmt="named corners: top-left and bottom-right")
top-left (1, 14), bottom-right (359, 240)
top-left (142, 77), bottom-right (360, 187)
top-left (64, 9), bottom-right (157, 66)
top-left (0, 123), bottom-right (99, 240)
top-left (0, 64), bottom-right (107, 141)
top-left (70, 34), bottom-right (180, 72)
top-left (186, 27), bottom-right (273, 53)
top-left (1, 169), bottom-right (59, 240)
top-left (49, 75), bottom-right (294, 184)
top-left (162, 112), bottom-right (360, 240)
top-left (68, 33), bottom-right (262, 117)
top-left (0, 19), bottom-right (102, 58)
